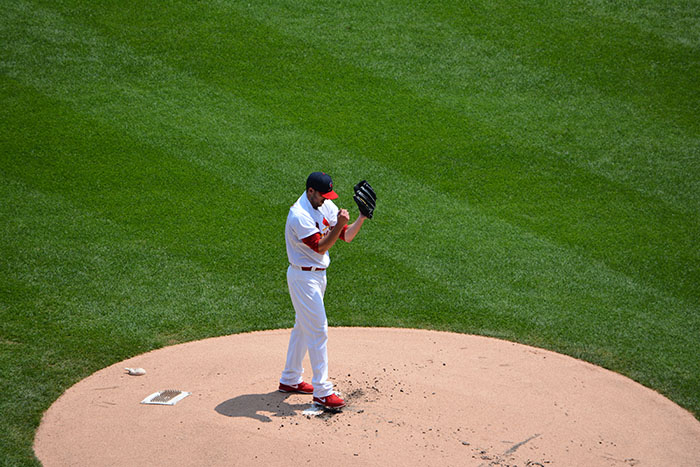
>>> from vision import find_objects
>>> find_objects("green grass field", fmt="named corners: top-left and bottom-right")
top-left (1, 0), bottom-right (698, 464)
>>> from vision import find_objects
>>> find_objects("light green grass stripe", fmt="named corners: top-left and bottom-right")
top-left (579, 0), bottom-right (700, 48)
top-left (0, 177), bottom-right (265, 342)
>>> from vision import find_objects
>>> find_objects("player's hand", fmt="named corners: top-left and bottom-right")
top-left (337, 209), bottom-right (350, 226)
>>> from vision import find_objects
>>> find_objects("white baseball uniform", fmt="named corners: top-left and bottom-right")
top-left (281, 192), bottom-right (343, 398)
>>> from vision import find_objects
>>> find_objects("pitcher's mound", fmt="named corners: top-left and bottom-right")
top-left (34, 328), bottom-right (700, 466)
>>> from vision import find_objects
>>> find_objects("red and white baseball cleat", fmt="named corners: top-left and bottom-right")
top-left (278, 381), bottom-right (314, 394)
top-left (313, 393), bottom-right (346, 409)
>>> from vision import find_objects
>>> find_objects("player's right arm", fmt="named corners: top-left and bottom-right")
top-left (302, 209), bottom-right (349, 254)
top-left (317, 208), bottom-right (349, 253)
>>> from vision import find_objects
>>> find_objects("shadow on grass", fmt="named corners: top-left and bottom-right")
top-left (215, 391), bottom-right (311, 423)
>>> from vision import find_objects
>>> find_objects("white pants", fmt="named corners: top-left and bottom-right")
top-left (280, 266), bottom-right (334, 398)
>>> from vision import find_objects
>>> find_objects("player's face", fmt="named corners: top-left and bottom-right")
top-left (308, 188), bottom-right (326, 210)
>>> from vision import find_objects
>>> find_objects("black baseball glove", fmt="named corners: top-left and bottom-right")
top-left (353, 180), bottom-right (376, 219)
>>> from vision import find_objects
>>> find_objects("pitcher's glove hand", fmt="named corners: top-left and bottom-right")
top-left (353, 180), bottom-right (376, 219)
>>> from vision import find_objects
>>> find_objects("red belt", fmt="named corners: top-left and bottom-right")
top-left (291, 264), bottom-right (326, 271)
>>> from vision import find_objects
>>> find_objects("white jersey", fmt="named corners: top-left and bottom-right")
top-left (285, 192), bottom-right (340, 269)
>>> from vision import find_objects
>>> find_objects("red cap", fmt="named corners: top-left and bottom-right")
top-left (306, 172), bottom-right (338, 199)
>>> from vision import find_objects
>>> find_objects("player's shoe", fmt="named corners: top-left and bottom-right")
top-left (313, 393), bottom-right (346, 409)
top-left (278, 382), bottom-right (314, 394)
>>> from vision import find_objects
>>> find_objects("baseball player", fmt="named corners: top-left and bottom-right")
top-left (279, 172), bottom-right (376, 409)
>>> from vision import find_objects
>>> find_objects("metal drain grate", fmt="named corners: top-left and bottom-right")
top-left (141, 389), bottom-right (191, 406)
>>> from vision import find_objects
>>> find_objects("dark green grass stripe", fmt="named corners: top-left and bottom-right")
top-left (32, 0), bottom-right (698, 304)
top-left (0, 80), bottom-right (286, 292)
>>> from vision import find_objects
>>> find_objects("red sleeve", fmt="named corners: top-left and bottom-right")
top-left (302, 233), bottom-right (321, 253)
top-left (339, 224), bottom-right (349, 242)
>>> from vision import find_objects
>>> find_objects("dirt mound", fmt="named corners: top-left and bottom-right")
top-left (34, 328), bottom-right (700, 466)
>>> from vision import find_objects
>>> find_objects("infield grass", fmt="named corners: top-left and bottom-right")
top-left (1, 0), bottom-right (699, 464)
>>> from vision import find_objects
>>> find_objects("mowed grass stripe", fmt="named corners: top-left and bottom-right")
top-left (426, 0), bottom-right (699, 126)
top-left (0, 84), bottom-right (292, 332)
top-left (236, 0), bottom-right (700, 214)
top-left (40, 0), bottom-right (699, 303)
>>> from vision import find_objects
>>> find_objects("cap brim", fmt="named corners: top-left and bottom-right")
top-left (321, 190), bottom-right (338, 200)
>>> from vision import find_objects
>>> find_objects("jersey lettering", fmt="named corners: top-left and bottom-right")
top-left (316, 218), bottom-right (332, 239)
